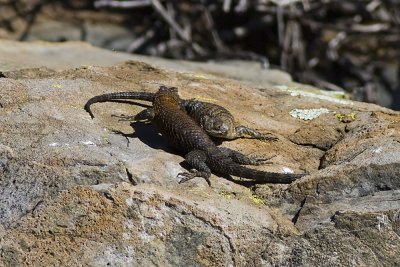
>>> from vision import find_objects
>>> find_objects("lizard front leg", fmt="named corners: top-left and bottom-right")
top-left (218, 147), bottom-right (275, 165)
top-left (112, 108), bottom-right (155, 122)
top-left (134, 108), bottom-right (155, 122)
top-left (234, 126), bottom-right (278, 141)
top-left (177, 150), bottom-right (212, 186)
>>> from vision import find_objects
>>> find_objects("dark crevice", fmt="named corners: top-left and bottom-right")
top-left (318, 141), bottom-right (368, 170)
top-left (315, 182), bottom-right (321, 196)
top-left (0, 160), bottom-right (9, 172)
top-left (300, 144), bottom-right (327, 151)
top-left (31, 200), bottom-right (44, 215)
top-left (320, 146), bottom-right (370, 169)
top-left (102, 191), bottom-right (115, 202)
top-left (318, 154), bottom-right (329, 170)
top-left (291, 196), bottom-right (307, 225)
top-left (375, 183), bottom-right (393, 192)
top-left (111, 130), bottom-right (131, 148)
top-left (164, 202), bottom-right (237, 264)
top-left (126, 167), bottom-right (137, 185)
top-left (290, 140), bottom-right (328, 152)
top-left (0, 72), bottom-right (5, 78)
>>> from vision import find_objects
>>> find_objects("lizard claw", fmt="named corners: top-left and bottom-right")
top-left (177, 171), bottom-right (194, 182)
top-left (177, 170), bottom-right (211, 186)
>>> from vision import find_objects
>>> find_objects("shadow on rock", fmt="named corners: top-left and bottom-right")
top-left (113, 121), bottom-right (179, 155)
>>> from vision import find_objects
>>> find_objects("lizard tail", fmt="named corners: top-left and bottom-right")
top-left (84, 91), bottom-right (154, 118)
top-left (226, 163), bottom-right (305, 184)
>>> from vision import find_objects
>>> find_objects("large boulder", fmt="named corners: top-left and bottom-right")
top-left (0, 40), bottom-right (399, 266)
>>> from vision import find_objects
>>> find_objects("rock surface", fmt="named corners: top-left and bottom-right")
top-left (0, 40), bottom-right (399, 266)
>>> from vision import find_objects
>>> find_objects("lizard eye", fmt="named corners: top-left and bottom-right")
top-left (212, 121), bottom-right (229, 134)
top-left (159, 85), bottom-right (168, 91)
top-left (218, 123), bottom-right (229, 133)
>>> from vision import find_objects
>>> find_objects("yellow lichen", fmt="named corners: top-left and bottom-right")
top-left (335, 113), bottom-right (346, 121)
top-left (335, 112), bottom-right (356, 123)
top-left (219, 191), bottom-right (235, 200)
top-left (249, 195), bottom-right (265, 205)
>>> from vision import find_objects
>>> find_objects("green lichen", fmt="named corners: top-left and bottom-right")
top-left (289, 108), bottom-right (330, 120)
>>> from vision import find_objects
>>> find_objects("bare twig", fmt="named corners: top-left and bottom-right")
top-left (94, 0), bottom-right (151, 9)
top-left (149, 0), bottom-right (190, 42)
top-left (327, 32), bottom-right (347, 61)
top-left (234, 0), bottom-right (248, 13)
top-left (223, 0), bottom-right (232, 13)
top-left (126, 29), bottom-right (156, 53)
top-left (149, 0), bottom-right (206, 55)
top-left (202, 7), bottom-right (227, 52)
top-left (166, 2), bottom-right (177, 39)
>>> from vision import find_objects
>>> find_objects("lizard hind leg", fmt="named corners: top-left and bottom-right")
top-left (177, 150), bottom-right (212, 186)
top-left (111, 108), bottom-right (155, 122)
top-left (218, 147), bottom-right (275, 166)
top-left (134, 108), bottom-right (155, 122)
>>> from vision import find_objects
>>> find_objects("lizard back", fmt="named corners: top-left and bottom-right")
top-left (152, 88), bottom-right (218, 154)
top-left (182, 99), bottom-right (237, 139)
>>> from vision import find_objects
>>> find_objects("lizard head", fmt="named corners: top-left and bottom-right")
top-left (201, 116), bottom-right (236, 139)
top-left (204, 118), bottom-right (229, 135)
top-left (154, 86), bottom-right (180, 106)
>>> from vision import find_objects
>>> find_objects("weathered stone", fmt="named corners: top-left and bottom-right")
top-left (0, 40), bottom-right (399, 266)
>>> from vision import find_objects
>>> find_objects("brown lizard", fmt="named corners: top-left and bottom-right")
top-left (86, 86), bottom-right (305, 185)
top-left (84, 90), bottom-right (277, 141)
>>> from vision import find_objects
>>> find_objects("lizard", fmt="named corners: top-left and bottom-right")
top-left (86, 85), bottom-right (305, 185)
top-left (84, 90), bottom-right (277, 141)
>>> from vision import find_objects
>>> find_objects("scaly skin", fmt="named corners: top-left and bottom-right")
top-left (121, 86), bottom-right (306, 185)
top-left (84, 90), bottom-right (277, 141)
top-left (84, 91), bottom-right (154, 119)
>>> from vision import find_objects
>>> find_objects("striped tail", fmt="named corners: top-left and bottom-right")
top-left (84, 91), bottom-right (154, 118)
top-left (224, 163), bottom-right (305, 184)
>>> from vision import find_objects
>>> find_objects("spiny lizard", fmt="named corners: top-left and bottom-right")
top-left (86, 86), bottom-right (305, 185)
top-left (84, 90), bottom-right (277, 141)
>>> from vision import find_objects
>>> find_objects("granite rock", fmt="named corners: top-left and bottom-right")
top-left (0, 40), bottom-right (399, 266)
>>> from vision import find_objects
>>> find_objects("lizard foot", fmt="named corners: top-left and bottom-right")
top-left (177, 169), bottom-right (211, 186)
top-left (258, 133), bottom-right (279, 142)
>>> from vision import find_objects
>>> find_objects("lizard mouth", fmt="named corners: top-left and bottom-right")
top-left (208, 127), bottom-right (229, 137)
top-left (208, 131), bottom-right (227, 137)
